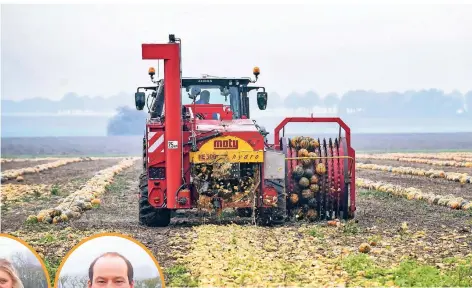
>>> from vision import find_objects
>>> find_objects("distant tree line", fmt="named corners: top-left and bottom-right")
top-left (270, 89), bottom-right (472, 118)
top-left (106, 89), bottom-right (472, 135)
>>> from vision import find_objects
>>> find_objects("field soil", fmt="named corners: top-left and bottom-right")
top-left (2, 155), bottom-right (472, 286)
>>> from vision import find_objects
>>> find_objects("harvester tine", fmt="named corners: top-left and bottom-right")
top-left (282, 137), bottom-right (291, 212)
top-left (334, 138), bottom-right (341, 219)
top-left (323, 138), bottom-right (329, 220)
top-left (322, 138), bottom-right (328, 220)
top-left (319, 138), bottom-right (326, 220)
top-left (329, 138), bottom-right (335, 219)
top-left (340, 137), bottom-right (350, 220)
top-left (316, 138), bottom-right (322, 220)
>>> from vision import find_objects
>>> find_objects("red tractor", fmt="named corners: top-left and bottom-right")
top-left (135, 34), bottom-right (356, 227)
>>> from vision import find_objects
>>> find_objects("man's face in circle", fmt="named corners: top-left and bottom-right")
top-left (88, 256), bottom-right (134, 288)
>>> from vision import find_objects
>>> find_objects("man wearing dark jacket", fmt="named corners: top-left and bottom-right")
top-left (196, 90), bottom-right (210, 104)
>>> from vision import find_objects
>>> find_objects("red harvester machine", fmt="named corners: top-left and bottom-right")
top-left (135, 34), bottom-right (356, 227)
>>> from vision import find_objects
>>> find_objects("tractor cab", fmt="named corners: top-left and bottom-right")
top-left (181, 73), bottom-right (267, 120)
top-left (135, 67), bottom-right (268, 121)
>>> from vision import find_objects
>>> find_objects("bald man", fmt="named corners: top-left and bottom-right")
top-left (88, 252), bottom-right (134, 288)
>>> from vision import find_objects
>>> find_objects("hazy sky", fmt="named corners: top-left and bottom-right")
top-left (59, 236), bottom-right (160, 278)
top-left (0, 236), bottom-right (42, 266)
top-left (2, 3), bottom-right (472, 101)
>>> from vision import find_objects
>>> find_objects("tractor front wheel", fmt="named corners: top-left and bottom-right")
top-left (138, 172), bottom-right (171, 227)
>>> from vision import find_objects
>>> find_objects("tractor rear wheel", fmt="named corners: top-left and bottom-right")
top-left (138, 172), bottom-right (171, 227)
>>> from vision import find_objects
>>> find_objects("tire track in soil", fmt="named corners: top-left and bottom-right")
top-left (70, 162), bottom-right (193, 272)
top-left (356, 169), bottom-right (472, 200)
top-left (1, 158), bottom-right (122, 230)
top-left (359, 159), bottom-right (472, 174)
top-left (1, 160), bottom-right (57, 171)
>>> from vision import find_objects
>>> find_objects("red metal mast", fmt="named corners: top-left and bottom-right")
top-left (142, 39), bottom-right (182, 209)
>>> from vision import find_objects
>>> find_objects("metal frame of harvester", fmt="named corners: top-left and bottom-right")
top-left (135, 34), bottom-right (356, 227)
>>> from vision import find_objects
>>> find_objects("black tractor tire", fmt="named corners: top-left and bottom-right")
top-left (138, 172), bottom-right (171, 227)
top-left (255, 208), bottom-right (274, 226)
top-left (236, 208), bottom-right (253, 218)
top-left (256, 207), bottom-right (284, 226)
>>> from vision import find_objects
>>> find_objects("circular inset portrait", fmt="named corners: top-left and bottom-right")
top-left (55, 233), bottom-right (164, 288)
top-left (0, 234), bottom-right (51, 288)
